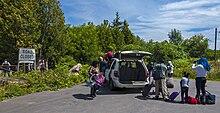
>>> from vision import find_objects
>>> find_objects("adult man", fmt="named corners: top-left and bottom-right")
top-left (98, 56), bottom-right (107, 76)
top-left (147, 62), bottom-right (154, 85)
top-left (192, 57), bottom-right (210, 104)
top-left (2, 59), bottom-right (11, 77)
top-left (154, 60), bottom-right (169, 101)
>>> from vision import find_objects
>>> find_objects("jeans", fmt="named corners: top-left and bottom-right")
top-left (181, 87), bottom-right (188, 102)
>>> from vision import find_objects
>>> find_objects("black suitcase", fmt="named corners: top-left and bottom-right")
top-left (142, 84), bottom-right (152, 97)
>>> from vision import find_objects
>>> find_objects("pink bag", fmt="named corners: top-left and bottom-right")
top-left (96, 74), bottom-right (105, 86)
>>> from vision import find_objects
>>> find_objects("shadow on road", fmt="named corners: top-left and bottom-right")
top-left (96, 86), bottom-right (142, 95)
top-left (72, 84), bottom-right (143, 100)
top-left (135, 95), bottom-right (183, 104)
top-left (72, 94), bottom-right (93, 100)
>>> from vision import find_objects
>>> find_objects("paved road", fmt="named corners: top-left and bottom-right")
top-left (0, 79), bottom-right (219, 113)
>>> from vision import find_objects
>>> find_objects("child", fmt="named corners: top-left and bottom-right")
top-left (180, 72), bottom-right (190, 103)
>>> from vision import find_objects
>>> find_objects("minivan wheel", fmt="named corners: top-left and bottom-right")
top-left (109, 78), bottom-right (116, 91)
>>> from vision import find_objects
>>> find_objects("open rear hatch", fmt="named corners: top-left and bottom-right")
top-left (116, 51), bottom-right (152, 85)
top-left (114, 51), bottom-right (152, 60)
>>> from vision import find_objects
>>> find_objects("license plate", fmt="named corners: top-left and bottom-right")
top-left (132, 81), bottom-right (145, 85)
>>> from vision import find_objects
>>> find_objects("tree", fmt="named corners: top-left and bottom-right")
top-left (111, 12), bottom-right (124, 51)
top-left (0, 0), bottom-right (41, 64)
top-left (168, 28), bottom-right (183, 45)
top-left (122, 20), bottom-right (135, 45)
top-left (121, 44), bottom-right (144, 51)
top-left (0, 0), bottom-right (67, 68)
top-left (182, 35), bottom-right (209, 58)
top-left (112, 27), bottom-right (125, 51)
top-left (36, 0), bottom-right (66, 68)
top-left (67, 24), bottom-right (101, 64)
top-left (96, 20), bottom-right (115, 53)
top-left (144, 40), bottom-right (186, 63)
top-left (112, 12), bottom-right (122, 28)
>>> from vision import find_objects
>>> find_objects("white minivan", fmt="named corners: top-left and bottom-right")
top-left (104, 51), bottom-right (152, 90)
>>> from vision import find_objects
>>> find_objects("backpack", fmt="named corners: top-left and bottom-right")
top-left (153, 64), bottom-right (164, 80)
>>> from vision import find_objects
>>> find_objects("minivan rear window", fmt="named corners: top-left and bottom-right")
top-left (120, 61), bottom-right (137, 69)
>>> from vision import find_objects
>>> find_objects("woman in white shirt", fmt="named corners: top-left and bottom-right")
top-left (192, 58), bottom-right (210, 104)
top-left (167, 61), bottom-right (174, 77)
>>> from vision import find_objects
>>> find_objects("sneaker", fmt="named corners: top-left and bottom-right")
top-left (164, 98), bottom-right (170, 102)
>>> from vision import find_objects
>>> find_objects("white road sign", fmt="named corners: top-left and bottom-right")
top-left (19, 48), bottom-right (36, 61)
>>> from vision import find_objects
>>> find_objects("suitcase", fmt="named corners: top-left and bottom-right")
top-left (142, 84), bottom-right (153, 97)
top-left (169, 91), bottom-right (180, 101)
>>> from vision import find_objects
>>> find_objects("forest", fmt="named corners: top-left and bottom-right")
top-left (0, 0), bottom-right (220, 101)
top-left (1, 0), bottom-right (219, 67)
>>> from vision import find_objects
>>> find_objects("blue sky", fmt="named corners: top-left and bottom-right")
top-left (60, 0), bottom-right (220, 50)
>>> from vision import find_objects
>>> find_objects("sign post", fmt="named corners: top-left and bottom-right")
top-left (18, 48), bottom-right (36, 73)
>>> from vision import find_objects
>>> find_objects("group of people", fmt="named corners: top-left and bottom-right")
top-left (146, 60), bottom-right (173, 101)
top-left (87, 52), bottom-right (113, 98)
top-left (87, 52), bottom-right (211, 103)
top-left (147, 57), bottom-right (210, 104)
top-left (179, 57), bottom-right (210, 104)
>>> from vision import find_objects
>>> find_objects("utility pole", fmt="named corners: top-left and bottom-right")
top-left (214, 28), bottom-right (217, 61)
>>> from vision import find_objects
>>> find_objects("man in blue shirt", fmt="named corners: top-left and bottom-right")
top-left (154, 60), bottom-right (169, 101)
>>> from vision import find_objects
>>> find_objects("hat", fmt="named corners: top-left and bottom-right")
top-left (168, 61), bottom-right (172, 64)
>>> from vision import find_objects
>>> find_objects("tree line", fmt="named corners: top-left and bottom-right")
top-left (0, 0), bottom-right (219, 69)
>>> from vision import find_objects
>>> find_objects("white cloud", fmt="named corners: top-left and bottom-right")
top-left (133, 0), bottom-right (220, 48)
top-left (60, 0), bottom-right (220, 49)
top-left (160, 0), bottom-right (220, 11)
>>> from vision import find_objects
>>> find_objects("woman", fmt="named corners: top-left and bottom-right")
top-left (167, 61), bottom-right (174, 77)
top-left (88, 61), bottom-right (100, 98)
top-left (192, 57), bottom-right (210, 104)
top-left (88, 61), bottom-right (100, 77)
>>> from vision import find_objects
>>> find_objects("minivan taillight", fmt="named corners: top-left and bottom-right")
top-left (146, 71), bottom-right (149, 77)
top-left (114, 71), bottom-right (119, 77)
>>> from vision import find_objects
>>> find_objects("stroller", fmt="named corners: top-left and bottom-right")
top-left (89, 74), bottom-right (105, 98)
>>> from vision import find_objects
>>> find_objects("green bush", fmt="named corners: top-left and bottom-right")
top-left (172, 59), bottom-right (220, 80)
top-left (172, 58), bottom-right (196, 79)
top-left (0, 64), bottom-right (88, 101)
top-left (207, 61), bottom-right (220, 81)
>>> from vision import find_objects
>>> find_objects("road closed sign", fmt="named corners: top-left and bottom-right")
top-left (19, 48), bottom-right (36, 61)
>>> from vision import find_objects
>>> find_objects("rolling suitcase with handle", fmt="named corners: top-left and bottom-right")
top-left (142, 84), bottom-right (153, 97)
top-left (169, 91), bottom-right (180, 101)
